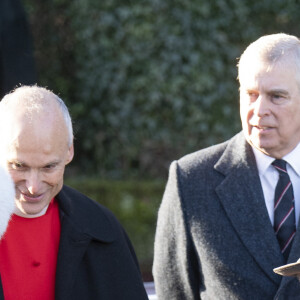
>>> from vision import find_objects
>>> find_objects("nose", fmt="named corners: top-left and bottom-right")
top-left (253, 95), bottom-right (270, 117)
top-left (26, 171), bottom-right (40, 195)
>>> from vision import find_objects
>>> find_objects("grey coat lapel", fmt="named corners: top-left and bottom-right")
top-left (285, 208), bottom-right (300, 263)
top-left (215, 132), bottom-right (284, 284)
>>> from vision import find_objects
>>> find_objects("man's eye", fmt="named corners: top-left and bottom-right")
top-left (273, 94), bottom-right (281, 99)
top-left (271, 94), bottom-right (286, 104)
top-left (12, 163), bottom-right (24, 170)
top-left (44, 164), bottom-right (56, 170)
top-left (245, 93), bottom-right (258, 103)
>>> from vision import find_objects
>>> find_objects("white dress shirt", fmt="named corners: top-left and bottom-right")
top-left (253, 143), bottom-right (300, 226)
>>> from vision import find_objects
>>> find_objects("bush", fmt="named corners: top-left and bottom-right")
top-left (23, 0), bottom-right (300, 179)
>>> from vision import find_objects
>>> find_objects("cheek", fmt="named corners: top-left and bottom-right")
top-left (7, 170), bottom-right (23, 185)
top-left (240, 97), bottom-right (248, 114)
top-left (43, 170), bottom-right (65, 187)
top-left (240, 103), bottom-right (251, 124)
top-left (275, 109), bottom-right (297, 132)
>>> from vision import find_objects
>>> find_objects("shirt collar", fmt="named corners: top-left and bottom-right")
top-left (252, 142), bottom-right (300, 177)
top-left (284, 142), bottom-right (300, 176)
top-left (252, 146), bottom-right (274, 176)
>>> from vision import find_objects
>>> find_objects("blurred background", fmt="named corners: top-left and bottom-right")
top-left (3, 0), bottom-right (300, 281)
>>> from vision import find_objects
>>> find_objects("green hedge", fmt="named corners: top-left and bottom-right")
top-left (65, 178), bottom-right (164, 281)
top-left (23, 0), bottom-right (300, 179)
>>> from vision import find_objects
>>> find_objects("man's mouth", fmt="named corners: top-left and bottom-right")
top-left (21, 193), bottom-right (43, 202)
top-left (252, 124), bottom-right (273, 131)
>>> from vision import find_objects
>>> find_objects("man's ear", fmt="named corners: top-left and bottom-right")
top-left (66, 143), bottom-right (74, 165)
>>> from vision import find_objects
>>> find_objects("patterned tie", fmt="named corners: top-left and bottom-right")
top-left (272, 159), bottom-right (296, 260)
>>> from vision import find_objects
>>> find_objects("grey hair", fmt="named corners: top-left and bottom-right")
top-left (238, 33), bottom-right (300, 83)
top-left (0, 85), bottom-right (74, 146)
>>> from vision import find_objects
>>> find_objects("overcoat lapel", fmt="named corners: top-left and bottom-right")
top-left (215, 133), bottom-right (284, 284)
top-left (286, 219), bottom-right (300, 263)
top-left (55, 216), bottom-right (92, 300)
top-left (54, 186), bottom-right (115, 300)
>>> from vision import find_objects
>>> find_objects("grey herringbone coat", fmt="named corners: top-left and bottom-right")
top-left (153, 132), bottom-right (300, 300)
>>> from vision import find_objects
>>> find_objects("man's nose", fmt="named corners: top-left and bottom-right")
top-left (26, 171), bottom-right (40, 194)
top-left (253, 95), bottom-right (270, 116)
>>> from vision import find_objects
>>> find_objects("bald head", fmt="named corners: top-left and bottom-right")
top-left (0, 86), bottom-right (73, 147)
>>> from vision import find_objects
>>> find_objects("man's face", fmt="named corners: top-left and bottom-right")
top-left (2, 109), bottom-right (73, 216)
top-left (239, 60), bottom-right (300, 158)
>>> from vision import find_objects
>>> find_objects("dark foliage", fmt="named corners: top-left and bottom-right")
top-left (23, 0), bottom-right (300, 179)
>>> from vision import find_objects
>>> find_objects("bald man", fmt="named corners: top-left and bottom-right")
top-left (0, 86), bottom-right (148, 300)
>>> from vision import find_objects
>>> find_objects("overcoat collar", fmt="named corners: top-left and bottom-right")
top-left (214, 132), bottom-right (284, 285)
top-left (56, 186), bottom-right (115, 243)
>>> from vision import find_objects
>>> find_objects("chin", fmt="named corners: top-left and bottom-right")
top-left (250, 135), bottom-right (272, 149)
top-left (16, 201), bottom-right (47, 216)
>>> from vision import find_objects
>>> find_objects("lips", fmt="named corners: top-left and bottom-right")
top-left (251, 124), bottom-right (274, 131)
top-left (255, 126), bottom-right (269, 129)
top-left (21, 193), bottom-right (43, 202)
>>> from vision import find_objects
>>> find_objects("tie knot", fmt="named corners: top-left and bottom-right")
top-left (272, 159), bottom-right (287, 173)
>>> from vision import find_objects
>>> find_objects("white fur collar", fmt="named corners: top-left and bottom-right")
top-left (0, 166), bottom-right (15, 238)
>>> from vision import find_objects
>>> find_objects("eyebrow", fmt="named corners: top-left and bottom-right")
top-left (9, 160), bottom-right (61, 168)
top-left (43, 161), bottom-right (60, 167)
top-left (43, 160), bottom-right (62, 167)
top-left (267, 89), bottom-right (290, 96)
top-left (9, 160), bottom-right (26, 166)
